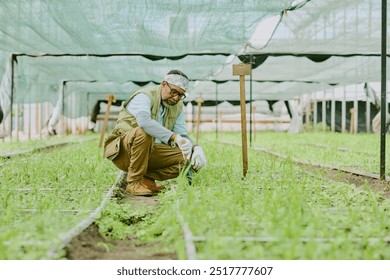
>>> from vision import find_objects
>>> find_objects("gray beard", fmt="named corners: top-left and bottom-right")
top-left (162, 100), bottom-right (175, 107)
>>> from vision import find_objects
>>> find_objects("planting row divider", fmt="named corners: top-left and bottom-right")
top-left (0, 136), bottom-right (98, 159)
top-left (172, 187), bottom-right (197, 260)
top-left (253, 145), bottom-right (387, 181)
top-left (46, 184), bottom-right (115, 258)
top-left (182, 223), bottom-right (197, 260)
top-left (305, 143), bottom-right (375, 156)
top-left (211, 139), bottom-right (389, 182)
top-left (0, 149), bottom-right (34, 158)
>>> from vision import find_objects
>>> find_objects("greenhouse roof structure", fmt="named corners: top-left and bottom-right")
top-left (0, 0), bottom-right (389, 119)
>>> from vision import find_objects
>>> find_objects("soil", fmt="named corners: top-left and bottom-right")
top-left (64, 165), bottom-right (390, 260)
top-left (65, 195), bottom-right (177, 260)
top-left (65, 223), bottom-right (176, 260)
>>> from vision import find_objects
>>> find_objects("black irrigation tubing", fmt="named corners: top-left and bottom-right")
top-left (46, 184), bottom-right (115, 258)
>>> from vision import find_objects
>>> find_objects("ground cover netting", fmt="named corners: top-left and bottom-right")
top-left (0, 133), bottom-right (97, 156)
top-left (0, 136), bottom-right (116, 259)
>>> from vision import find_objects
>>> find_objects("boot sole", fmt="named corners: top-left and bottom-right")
top-left (126, 190), bottom-right (155, 196)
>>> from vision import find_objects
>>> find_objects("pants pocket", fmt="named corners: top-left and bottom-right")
top-left (103, 137), bottom-right (121, 160)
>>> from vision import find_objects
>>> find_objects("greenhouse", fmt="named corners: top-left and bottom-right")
top-left (1, 0), bottom-right (390, 276)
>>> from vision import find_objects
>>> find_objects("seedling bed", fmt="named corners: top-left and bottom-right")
top-left (0, 136), bottom-right (116, 259)
top-left (67, 134), bottom-right (390, 260)
top-left (0, 134), bottom-right (98, 159)
top-left (2, 132), bottom-right (390, 259)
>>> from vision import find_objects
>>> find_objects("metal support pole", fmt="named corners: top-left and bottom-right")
top-left (249, 55), bottom-right (253, 147)
top-left (380, 0), bottom-right (387, 180)
top-left (215, 83), bottom-right (218, 140)
top-left (10, 54), bottom-right (16, 141)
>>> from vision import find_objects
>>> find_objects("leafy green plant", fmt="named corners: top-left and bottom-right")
top-left (215, 131), bottom-right (389, 174)
top-left (2, 131), bottom-right (390, 260)
top-left (128, 138), bottom-right (390, 260)
top-left (95, 199), bottom-right (155, 240)
top-left (0, 136), bottom-right (116, 259)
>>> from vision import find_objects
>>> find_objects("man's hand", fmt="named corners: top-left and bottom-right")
top-left (174, 134), bottom-right (192, 160)
top-left (191, 146), bottom-right (206, 171)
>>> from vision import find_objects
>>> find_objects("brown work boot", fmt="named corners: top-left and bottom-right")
top-left (126, 181), bottom-right (154, 196)
top-left (142, 177), bottom-right (164, 192)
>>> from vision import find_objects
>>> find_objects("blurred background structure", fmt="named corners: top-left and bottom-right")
top-left (0, 0), bottom-right (389, 140)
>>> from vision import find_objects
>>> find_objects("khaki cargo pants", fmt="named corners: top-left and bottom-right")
top-left (105, 127), bottom-right (186, 184)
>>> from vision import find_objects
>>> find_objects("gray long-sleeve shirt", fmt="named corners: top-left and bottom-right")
top-left (126, 93), bottom-right (188, 144)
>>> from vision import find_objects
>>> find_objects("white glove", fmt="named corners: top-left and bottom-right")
top-left (174, 134), bottom-right (192, 160)
top-left (191, 146), bottom-right (206, 171)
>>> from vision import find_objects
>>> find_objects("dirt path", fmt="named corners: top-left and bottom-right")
top-left (65, 223), bottom-right (176, 260)
top-left (65, 195), bottom-right (177, 260)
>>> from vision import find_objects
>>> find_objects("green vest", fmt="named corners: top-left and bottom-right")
top-left (104, 85), bottom-right (183, 145)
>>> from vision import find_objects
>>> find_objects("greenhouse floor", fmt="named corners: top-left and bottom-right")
top-left (65, 223), bottom-right (176, 260)
top-left (64, 161), bottom-right (390, 260)
top-left (65, 195), bottom-right (177, 260)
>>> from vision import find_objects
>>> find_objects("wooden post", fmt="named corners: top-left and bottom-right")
top-left (252, 105), bottom-right (256, 141)
top-left (233, 63), bottom-right (251, 177)
top-left (349, 108), bottom-right (355, 134)
top-left (99, 94), bottom-right (116, 148)
top-left (195, 97), bottom-right (204, 144)
top-left (218, 110), bottom-right (223, 133)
